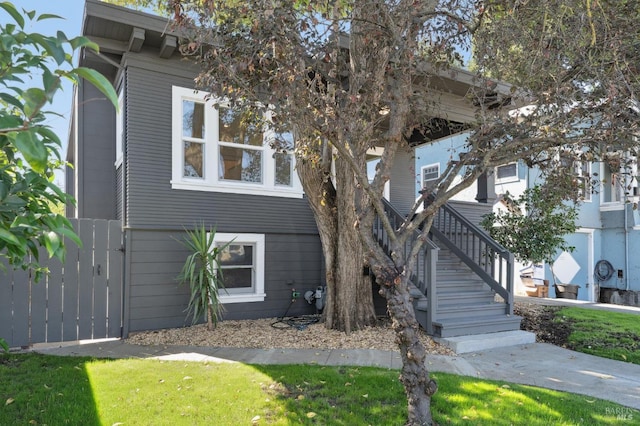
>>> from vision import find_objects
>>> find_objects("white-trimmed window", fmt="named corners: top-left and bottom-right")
top-left (171, 86), bottom-right (302, 198)
top-left (495, 162), bottom-right (518, 183)
top-left (559, 151), bottom-right (592, 202)
top-left (214, 233), bottom-right (265, 303)
top-left (577, 161), bottom-right (592, 202)
top-left (421, 163), bottom-right (440, 188)
top-left (601, 162), bottom-right (624, 205)
top-left (115, 89), bottom-right (124, 166)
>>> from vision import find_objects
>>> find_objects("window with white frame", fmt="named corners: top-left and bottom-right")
top-left (115, 89), bottom-right (124, 166)
top-left (601, 161), bottom-right (624, 204)
top-left (559, 151), bottom-right (592, 202)
top-left (421, 163), bottom-right (440, 188)
top-left (213, 233), bottom-right (265, 303)
top-left (171, 86), bottom-right (302, 197)
top-left (495, 162), bottom-right (518, 183)
top-left (578, 161), bottom-right (592, 202)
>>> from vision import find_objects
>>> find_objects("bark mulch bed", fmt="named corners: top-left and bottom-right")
top-left (127, 303), bottom-right (572, 354)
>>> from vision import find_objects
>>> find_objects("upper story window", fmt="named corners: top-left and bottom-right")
top-left (599, 151), bottom-right (639, 208)
top-left (171, 86), bottom-right (303, 198)
top-left (577, 161), bottom-right (592, 202)
top-left (559, 151), bottom-right (592, 202)
top-left (601, 161), bottom-right (624, 205)
top-left (495, 162), bottom-right (518, 183)
top-left (421, 163), bottom-right (440, 188)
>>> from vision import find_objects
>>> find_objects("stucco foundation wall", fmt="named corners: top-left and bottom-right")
top-left (599, 288), bottom-right (640, 308)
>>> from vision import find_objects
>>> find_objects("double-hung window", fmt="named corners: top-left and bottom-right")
top-left (171, 86), bottom-right (302, 197)
top-left (213, 233), bottom-right (265, 303)
top-left (601, 161), bottom-right (624, 205)
top-left (577, 161), bottom-right (592, 202)
top-left (421, 163), bottom-right (440, 188)
top-left (559, 152), bottom-right (591, 202)
top-left (495, 162), bottom-right (518, 183)
top-left (558, 150), bottom-right (592, 202)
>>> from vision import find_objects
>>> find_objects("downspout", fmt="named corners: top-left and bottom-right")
top-left (623, 153), bottom-right (631, 291)
top-left (624, 183), bottom-right (630, 291)
top-left (121, 69), bottom-right (130, 337)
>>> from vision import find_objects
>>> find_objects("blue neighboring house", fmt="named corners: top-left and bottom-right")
top-left (415, 132), bottom-right (640, 306)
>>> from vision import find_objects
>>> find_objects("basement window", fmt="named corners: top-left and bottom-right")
top-left (213, 233), bottom-right (265, 303)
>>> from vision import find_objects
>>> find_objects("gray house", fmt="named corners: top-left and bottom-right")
top-left (67, 0), bottom-right (324, 336)
top-left (68, 0), bottom-right (520, 339)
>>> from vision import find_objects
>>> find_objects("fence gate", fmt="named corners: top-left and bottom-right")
top-left (0, 219), bottom-right (123, 348)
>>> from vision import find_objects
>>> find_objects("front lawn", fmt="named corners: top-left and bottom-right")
top-left (1, 353), bottom-right (635, 425)
top-left (554, 307), bottom-right (640, 364)
top-left (517, 304), bottom-right (640, 365)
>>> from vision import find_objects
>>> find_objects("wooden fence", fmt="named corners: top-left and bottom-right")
top-left (0, 219), bottom-right (123, 348)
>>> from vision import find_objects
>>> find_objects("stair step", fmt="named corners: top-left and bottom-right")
top-left (432, 315), bottom-right (522, 338)
top-left (436, 274), bottom-right (479, 282)
top-left (433, 303), bottom-right (508, 320)
top-left (437, 290), bottom-right (496, 304)
top-left (414, 295), bottom-right (496, 312)
top-left (436, 280), bottom-right (488, 291)
top-left (436, 269), bottom-right (476, 276)
top-left (435, 259), bottom-right (465, 267)
top-left (437, 288), bottom-right (489, 297)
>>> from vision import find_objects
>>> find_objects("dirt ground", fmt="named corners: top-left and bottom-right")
top-left (514, 302), bottom-right (571, 347)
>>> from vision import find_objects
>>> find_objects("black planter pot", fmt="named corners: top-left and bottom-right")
top-left (554, 284), bottom-right (580, 299)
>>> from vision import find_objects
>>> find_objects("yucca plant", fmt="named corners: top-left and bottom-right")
top-left (176, 224), bottom-right (231, 330)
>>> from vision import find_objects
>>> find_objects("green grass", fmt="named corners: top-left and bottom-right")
top-left (554, 307), bottom-right (640, 364)
top-left (1, 353), bottom-right (636, 425)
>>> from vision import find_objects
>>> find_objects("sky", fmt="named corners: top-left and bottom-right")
top-left (3, 0), bottom-right (88, 189)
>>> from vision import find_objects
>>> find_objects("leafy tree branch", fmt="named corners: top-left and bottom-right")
top-left (0, 1), bottom-right (117, 281)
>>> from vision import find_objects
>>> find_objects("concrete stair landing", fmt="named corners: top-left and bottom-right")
top-left (436, 330), bottom-right (536, 354)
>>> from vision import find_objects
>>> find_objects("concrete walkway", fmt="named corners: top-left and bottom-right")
top-left (33, 338), bottom-right (640, 410)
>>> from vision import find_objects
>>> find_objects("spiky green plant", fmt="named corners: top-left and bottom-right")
top-left (176, 224), bottom-right (231, 330)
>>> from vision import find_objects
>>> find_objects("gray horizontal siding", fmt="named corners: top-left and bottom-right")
top-left (125, 229), bottom-right (323, 333)
top-left (78, 82), bottom-right (117, 219)
top-left (448, 200), bottom-right (492, 227)
top-left (123, 59), bottom-right (318, 234)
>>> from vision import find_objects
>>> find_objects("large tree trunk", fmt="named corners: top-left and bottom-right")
top-left (299, 142), bottom-right (436, 422)
top-left (378, 271), bottom-right (437, 426)
top-left (326, 156), bottom-right (377, 331)
top-left (297, 148), bottom-right (377, 333)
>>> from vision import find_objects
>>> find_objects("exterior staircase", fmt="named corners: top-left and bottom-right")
top-left (411, 245), bottom-right (522, 337)
top-left (376, 199), bottom-right (522, 338)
